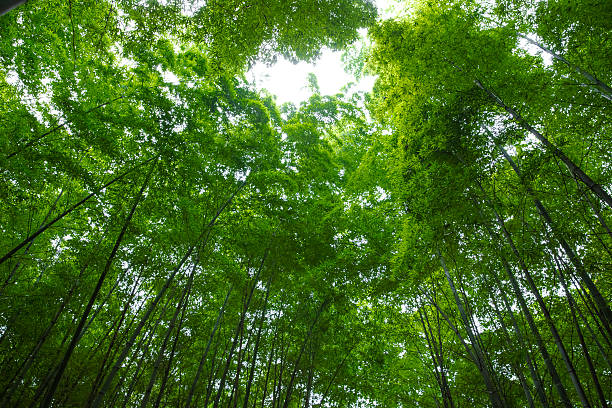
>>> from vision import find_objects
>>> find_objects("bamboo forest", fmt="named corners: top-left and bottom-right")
top-left (0, 0), bottom-right (611, 406)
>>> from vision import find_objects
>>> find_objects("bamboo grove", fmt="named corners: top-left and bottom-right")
top-left (0, 0), bottom-right (610, 407)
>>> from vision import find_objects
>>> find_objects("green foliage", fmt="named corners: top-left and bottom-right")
top-left (0, 0), bottom-right (611, 407)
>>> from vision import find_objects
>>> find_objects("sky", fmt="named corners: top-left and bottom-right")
top-left (247, 0), bottom-right (402, 105)
top-left (247, 47), bottom-right (373, 105)
top-left (247, 0), bottom-right (553, 106)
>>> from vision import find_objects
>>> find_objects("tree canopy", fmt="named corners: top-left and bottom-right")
top-left (0, 0), bottom-right (610, 407)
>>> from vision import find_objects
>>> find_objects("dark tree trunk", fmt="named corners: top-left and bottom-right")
top-left (141, 265), bottom-right (195, 408)
top-left (437, 250), bottom-right (506, 408)
top-left (556, 261), bottom-right (608, 408)
top-left (91, 179), bottom-right (246, 408)
top-left (282, 299), bottom-right (329, 408)
top-left (0, 155), bottom-right (157, 266)
top-left (184, 285), bottom-right (233, 408)
top-left (475, 78), bottom-right (612, 209)
top-left (495, 143), bottom-right (612, 333)
top-left (243, 277), bottom-right (272, 408)
top-left (40, 161), bottom-right (155, 408)
top-left (213, 251), bottom-right (267, 408)
top-left (153, 275), bottom-right (192, 408)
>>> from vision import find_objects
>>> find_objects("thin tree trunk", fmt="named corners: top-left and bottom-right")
top-left (25, 314), bottom-right (81, 406)
top-left (261, 321), bottom-right (279, 408)
top-left (574, 179), bottom-right (612, 242)
top-left (40, 160), bottom-right (155, 408)
top-left (140, 264), bottom-right (195, 408)
top-left (497, 251), bottom-right (571, 407)
top-left (453, 257), bottom-right (503, 397)
top-left (153, 274), bottom-right (192, 408)
top-left (184, 285), bottom-right (233, 408)
top-left (495, 143), bottom-right (612, 334)
top-left (433, 303), bottom-right (455, 408)
top-left (0, 241), bottom-right (98, 406)
top-left (243, 277), bottom-right (272, 408)
top-left (431, 307), bottom-right (455, 408)
top-left (91, 179), bottom-right (246, 408)
top-left (0, 273), bottom-right (82, 406)
top-left (437, 250), bottom-right (506, 408)
top-left (273, 337), bottom-right (287, 408)
top-left (474, 78), bottom-right (612, 209)
top-left (418, 307), bottom-right (448, 408)
top-left (0, 0), bottom-right (27, 16)
top-left (229, 310), bottom-right (248, 408)
top-left (0, 188), bottom-right (64, 294)
top-left (251, 383), bottom-right (261, 408)
top-left (282, 298), bottom-right (329, 408)
top-left (481, 195), bottom-right (591, 408)
top-left (419, 287), bottom-right (479, 365)
top-left (556, 260), bottom-right (608, 408)
top-left (86, 278), bottom-right (141, 406)
top-left (486, 287), bottom-right (536, 408)
top-left (317, 342), bottom-right (355, 408)
top-left (7, 95), bottom-right (127, 159)
top-left (572, 275), bottom-right (612, 350)
top-left (213, 251), bottom-right (267, 408)
top-left (80, 261), bottom-right (141, 340)
top-left (0, 155), bottom-right (157, 266)
top-left (518, 34), bottom-right (612, 101)
top-left (204, 331), bottom-right (232, 408)
top-left (118, 295), bottom-right (174, 408)
top-left (489, 271), bottom-right (549, 408)
top-left (303, 342), bottom-right (315, 408)
top-left (555, 259), bottom-right (612, 371)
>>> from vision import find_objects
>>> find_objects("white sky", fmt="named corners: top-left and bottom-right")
top-left (247, 0), bottom-right (553, 106)
top-left (247, 0), bottom-right (402, 105)
top-left (247, 48), bottom-right (373, 105)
